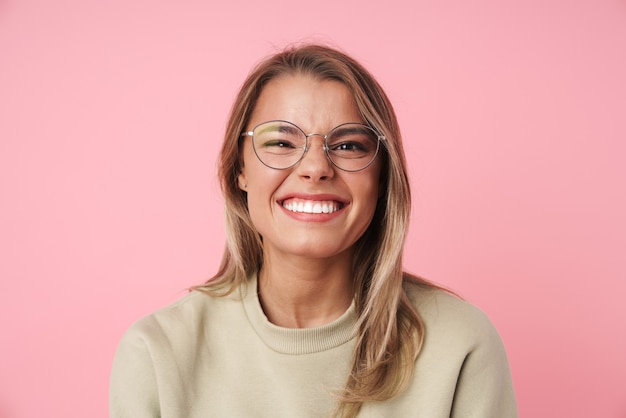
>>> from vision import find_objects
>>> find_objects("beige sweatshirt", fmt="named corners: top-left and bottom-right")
top-left (110, 275), bottom-right (517, 417)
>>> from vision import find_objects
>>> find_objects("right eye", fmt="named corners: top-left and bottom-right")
top-left (261, 139), bottom-right (297, 148)
top-left (253, 122), bottom-right (304, 155)
top-left (256, 134), bottom-right (302, 155)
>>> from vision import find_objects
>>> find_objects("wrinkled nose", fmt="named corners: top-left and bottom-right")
top-left (296, 135), bottom-right (334, 181)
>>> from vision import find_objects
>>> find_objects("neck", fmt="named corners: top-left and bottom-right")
top-left (257, 252), bottom-right (354, 328)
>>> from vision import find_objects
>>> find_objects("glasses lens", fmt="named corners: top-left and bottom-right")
top-left (326, 124), bottom-right (381, 171)
top-left (252, 121), bottom-right (306, 169)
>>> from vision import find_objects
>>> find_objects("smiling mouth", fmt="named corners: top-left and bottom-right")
top-left (281, 198), bottom-right (344, 214)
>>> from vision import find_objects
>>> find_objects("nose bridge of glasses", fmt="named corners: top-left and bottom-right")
top-left (304, 133), bottom-right (329, 152)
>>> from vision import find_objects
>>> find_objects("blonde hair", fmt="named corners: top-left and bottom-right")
top-left (195, 44), bottom-right (434, 417)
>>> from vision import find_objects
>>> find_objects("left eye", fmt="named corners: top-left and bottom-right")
top-left (330, 142), bottom-right (367, 152)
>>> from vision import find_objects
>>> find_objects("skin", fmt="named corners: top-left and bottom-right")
top-left (238, 74), bottom-right (382, 328)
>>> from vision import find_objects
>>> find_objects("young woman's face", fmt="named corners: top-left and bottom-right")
top-left (238, 74), bottom-right (382, 263)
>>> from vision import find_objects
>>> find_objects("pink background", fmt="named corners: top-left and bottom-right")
top-left (1, 0), bottom-right (625, 417)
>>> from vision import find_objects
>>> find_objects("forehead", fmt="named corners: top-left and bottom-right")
top-left (247, 74), bottom-right (364, 131)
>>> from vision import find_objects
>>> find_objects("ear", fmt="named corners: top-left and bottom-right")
top-left (237, 170), bottom-right (248, 191)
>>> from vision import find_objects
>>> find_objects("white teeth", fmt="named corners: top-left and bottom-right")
top-left (283, 200), bottom-right (340, 214)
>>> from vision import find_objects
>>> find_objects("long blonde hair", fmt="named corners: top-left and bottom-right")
top-left (195, 44), bottom-right (433, 417)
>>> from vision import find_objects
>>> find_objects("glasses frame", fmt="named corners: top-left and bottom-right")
top-left (240, 120), bottom-right (386, 172)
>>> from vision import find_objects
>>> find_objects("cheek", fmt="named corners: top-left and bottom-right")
top-left (364, 166), bottom-right (383, 204)
top-left (244, 169), bottom-right (286, 219)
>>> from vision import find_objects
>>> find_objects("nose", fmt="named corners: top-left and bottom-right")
top-left (296, 135), bottom-right (334, 181)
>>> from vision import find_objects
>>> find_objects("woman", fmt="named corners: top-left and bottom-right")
top-left (110, 44), bottom-right (517, 418)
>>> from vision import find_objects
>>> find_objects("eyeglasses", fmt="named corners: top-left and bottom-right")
top-left (241, 120), bottom-right (385, 172)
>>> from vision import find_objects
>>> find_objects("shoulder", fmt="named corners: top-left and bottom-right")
top-left (119, 289), bottom-right (241, 351)
top-left (403, 279), bottom-right (505, 353)
top-left (110, 291), bottom-right (234, 417)
top-left (402, 279), bottom-right (518, 416)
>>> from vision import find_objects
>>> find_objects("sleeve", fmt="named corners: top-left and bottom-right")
top-left (450, 310), bottom-right (518, 418)
top-left (109, 324), bottom-right (161, 418)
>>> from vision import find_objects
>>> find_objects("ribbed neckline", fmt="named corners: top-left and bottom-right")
top-left (240, 274), bottom-right (358, 355)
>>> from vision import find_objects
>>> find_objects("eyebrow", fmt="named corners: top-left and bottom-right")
top-left (256, 123), bottom-right (301, 136)
top-left (330, 125), bottom-right (375, 137)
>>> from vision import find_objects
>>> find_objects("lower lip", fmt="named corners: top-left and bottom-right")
top-left (278, 202), bottom-right (347, 222)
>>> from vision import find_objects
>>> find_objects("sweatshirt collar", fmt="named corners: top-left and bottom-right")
top-left (240, 273), bottom-right (358, 354)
